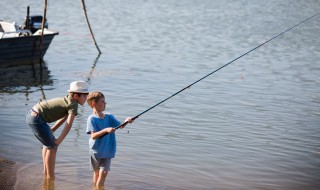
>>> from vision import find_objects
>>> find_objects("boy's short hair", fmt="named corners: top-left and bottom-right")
top-left (87, 92), bottom-right (105, 108)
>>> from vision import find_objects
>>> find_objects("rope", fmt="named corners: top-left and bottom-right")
top-left (81, 0), bottom-right (102, 54)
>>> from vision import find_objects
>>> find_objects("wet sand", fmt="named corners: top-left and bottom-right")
top-left (0, 157), bottom-right (90, 190)
top-left (0, 157), bottom-right (16, 190)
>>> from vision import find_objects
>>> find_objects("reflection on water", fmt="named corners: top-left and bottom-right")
top-left (86, 53), bottom-right (101, 84)
top-left (42, 178), bottom-right (55, 190)
top-left (69, 54), bottom-right (102, 147)
top-left (0, 61), bottom-right (53, 99)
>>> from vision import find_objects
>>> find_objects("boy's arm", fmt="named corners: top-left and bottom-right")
top-left (51, 115), bottom-right (68, 132)
top-left (55, 113), bottom-right (75, 145)
top-left (90, 127), bottom-right (115, 139)
top-left (119, 117), bottom-right (134, 129)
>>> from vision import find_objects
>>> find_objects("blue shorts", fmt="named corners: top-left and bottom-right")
top-left (90, 154), bottom-right (111, 171)
top-left (26, 110), bottom-right (56, 149)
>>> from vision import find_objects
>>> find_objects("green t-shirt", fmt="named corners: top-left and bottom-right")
top-left (34, 95), bottom-right (78, 123)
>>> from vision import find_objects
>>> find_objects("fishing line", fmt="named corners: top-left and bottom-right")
top-left (116, 11), bottom-right (320, 130)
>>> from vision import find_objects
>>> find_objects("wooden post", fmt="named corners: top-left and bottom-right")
top-left (81, 0), bottom-right (102, 54)
top-left (39, 0), bottom-right (47, 62)
top-left (26, 6), bottom-right (30, 29)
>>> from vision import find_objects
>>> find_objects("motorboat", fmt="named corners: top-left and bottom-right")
top-left (0, 14), bottom-right (58, 66)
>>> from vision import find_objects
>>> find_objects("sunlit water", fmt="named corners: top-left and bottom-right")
top-left (0, 0), bottom-right (320, 189)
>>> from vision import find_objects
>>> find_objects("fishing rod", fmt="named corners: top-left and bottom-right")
top-left (116, 11), bottom-right (320, 130)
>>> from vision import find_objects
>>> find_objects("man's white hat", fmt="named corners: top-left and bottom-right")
top-left (67, 81), bottom-right (89, 93)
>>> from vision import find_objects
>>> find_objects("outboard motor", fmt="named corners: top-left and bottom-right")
top-left (23, 6), bottom-right (49, 34)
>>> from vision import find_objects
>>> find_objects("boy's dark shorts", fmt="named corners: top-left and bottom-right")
top-left (26, 110), bottom-right (56, 149)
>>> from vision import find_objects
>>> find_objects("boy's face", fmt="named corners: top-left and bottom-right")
top-left (95, 97), bottom-right (106, 112)
top-left (77, 94), bottom-right (88, 105)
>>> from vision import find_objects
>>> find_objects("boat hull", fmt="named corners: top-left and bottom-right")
top-left (0, 32), bottom-right (58, 67)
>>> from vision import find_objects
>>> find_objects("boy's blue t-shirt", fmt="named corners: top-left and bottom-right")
top-left (86, 113), bottom-right (121, 158)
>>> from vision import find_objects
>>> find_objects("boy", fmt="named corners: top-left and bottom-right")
top-left (86, 92), bottom-right (133, 189)
top-left (26, 81), bottom-right (89, 180)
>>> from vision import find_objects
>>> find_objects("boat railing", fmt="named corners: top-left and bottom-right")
top-left (0, 30), bottom-right (33, 39)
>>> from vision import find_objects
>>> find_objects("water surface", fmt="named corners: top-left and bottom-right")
top-left (0, 0), bottom-right (320, 189)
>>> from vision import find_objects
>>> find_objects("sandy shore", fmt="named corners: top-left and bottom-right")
top-left (0, 157), bottom-right (16, 190)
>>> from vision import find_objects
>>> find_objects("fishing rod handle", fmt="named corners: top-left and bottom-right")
top-left (115, 115), bottom-right (139, 130)
top-left (115, 121), bottom-right (128, 130)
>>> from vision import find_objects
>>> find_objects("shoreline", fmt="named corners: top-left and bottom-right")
top-left (0, 157), bottom-right (16, 190)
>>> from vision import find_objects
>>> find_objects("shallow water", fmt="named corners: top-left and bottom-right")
top-left (1, 0), bottom-right (320, 189)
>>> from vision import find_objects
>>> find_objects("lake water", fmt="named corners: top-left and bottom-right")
top-left (0, 0), bottom-right (320, 189)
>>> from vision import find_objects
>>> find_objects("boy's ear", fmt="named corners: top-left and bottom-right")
top-left (92, 101), bottom-right (96, 107)
top-left (73, 93), bottom-right (79, 100)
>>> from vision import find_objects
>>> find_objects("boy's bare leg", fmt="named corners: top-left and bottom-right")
top-left (45, 147), bottom-right (57, 179)
top-left (93, 170), bottom-right (99, 187)
top-left (97, 169), bottom-right (108, 189)
top-left (42, 146), bottom-right (47, 175)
